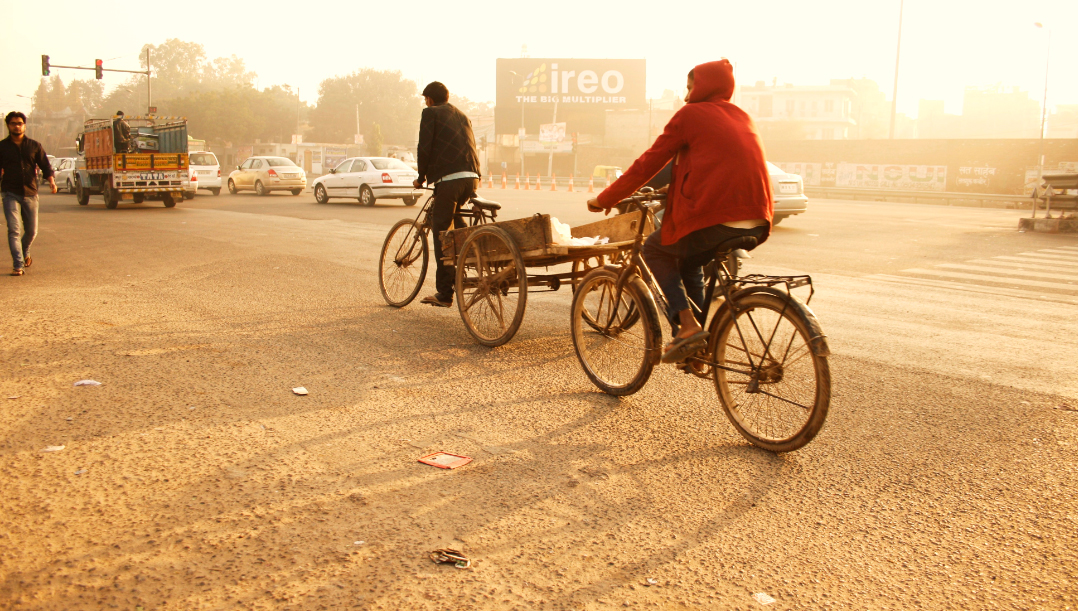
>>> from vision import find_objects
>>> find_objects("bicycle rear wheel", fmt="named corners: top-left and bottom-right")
top-left (379, 219), bottom-right (428, 307)
top-left (570, 268), bottom-right (661, 396)
top-left (711, 293), bottom-right (830, 452)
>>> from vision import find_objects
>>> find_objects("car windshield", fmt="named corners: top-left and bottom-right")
top-left (266, 157), bottom-right (297, 167)
top-left (370, 158), bottom-right (411, 171)
top-left (190, 152), bottom-right (218, 166)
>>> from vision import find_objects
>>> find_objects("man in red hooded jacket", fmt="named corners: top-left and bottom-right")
top-left (587, 59), bottom-right (773, 362)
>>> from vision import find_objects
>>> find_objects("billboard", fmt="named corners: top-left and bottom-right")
top-left (495, 58), bottom-right (646, 135)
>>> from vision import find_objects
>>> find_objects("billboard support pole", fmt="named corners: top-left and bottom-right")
top-left (547, 100), bottom-right (558, 177)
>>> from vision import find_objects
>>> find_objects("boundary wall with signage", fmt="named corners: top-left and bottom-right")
top-left (764, 138), bottom-right (1078, 195)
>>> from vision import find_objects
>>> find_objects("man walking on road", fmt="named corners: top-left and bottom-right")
top-left (1, 111), bottom-right (57, 276)
top-left (412, 82), bottom-right (481, 308)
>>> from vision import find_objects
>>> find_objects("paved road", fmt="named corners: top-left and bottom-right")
top-left (1, 190), bottom-right (1075, 610)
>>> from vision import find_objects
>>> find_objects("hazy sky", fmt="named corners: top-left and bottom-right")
top-left (1, 0), bottom-right (1075, 120)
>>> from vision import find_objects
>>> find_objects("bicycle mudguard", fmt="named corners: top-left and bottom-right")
top-left (708, 285), bottom-right (830, 358)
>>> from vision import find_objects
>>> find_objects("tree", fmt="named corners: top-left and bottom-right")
top-left (308, 69), bottom-right (420, 145)
top-left (369, 123), bottom-right (384, 156)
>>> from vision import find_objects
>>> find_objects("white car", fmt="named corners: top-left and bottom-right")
top-left (312, 157), bottom-right (421, 206)
top-left (188, 151), bottom-right (223, 196)
top-left (52, 158), bottom-right (78, 193)
top-left (767, 162), bottom-right (807, 225)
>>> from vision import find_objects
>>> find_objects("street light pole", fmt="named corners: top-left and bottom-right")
top-left (888, 0), bottom-right (904, 139)
top-left (1034, 22), bottom-right (1051, 183)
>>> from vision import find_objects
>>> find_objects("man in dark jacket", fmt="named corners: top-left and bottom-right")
top-left (413, 81), bottom-right (481, 307)
top-left (114, 110), bottom-right (132, 153)
top-left (1, 111), bottom-right (57, 276)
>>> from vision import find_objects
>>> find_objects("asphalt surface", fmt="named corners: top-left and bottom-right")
top-left (1, 188), bottom-right (1076, 610)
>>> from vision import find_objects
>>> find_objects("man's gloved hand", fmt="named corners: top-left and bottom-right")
top-left (587, 198), bottom-right (612, 216)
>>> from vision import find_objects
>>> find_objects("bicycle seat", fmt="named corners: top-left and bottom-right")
top-left (469, 196), bottom-right (502, 211)
top-left (713, 236), bottom-right (758, 256)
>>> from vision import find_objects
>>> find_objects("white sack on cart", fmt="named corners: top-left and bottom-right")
top-left (550, 217), bottom-right (610, 247)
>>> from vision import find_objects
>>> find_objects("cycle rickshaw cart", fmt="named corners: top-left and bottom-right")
top-left (378, 190), bottom-right (654, 347)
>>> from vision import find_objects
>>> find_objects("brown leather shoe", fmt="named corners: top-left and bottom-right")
top-left (10, 269), bottom-right (23, 276)
top-left (23, 256), bottom-right (31, 268)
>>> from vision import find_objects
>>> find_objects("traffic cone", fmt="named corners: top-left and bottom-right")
top-left (525, 172), bottom-right (530, 189)
top-left (551, 173), bottom-right (558, 191)
top-left (488, 174), bottom-right (494, 189)
top-left (568, 176), bottom-right (574, 192)
top-left (535, 174), bottom-right (542, 190)
top-left (501, 172), bottom-right (507, 189)
top-left (515, 173), bottom-right (520, 189)
top-left (588, 176), bottom-right (594, 193)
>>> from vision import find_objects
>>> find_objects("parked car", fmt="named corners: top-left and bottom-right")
top-left (227, 156), bottom-right (306, 196)
top-left (311, 157), bottom-right (421, 206)
top-left (52, 157), bottom-right (77, 193)
top-left (187, 151), bottom-right (222, 196)
top-left (767, 161), bottom-right (807, 225)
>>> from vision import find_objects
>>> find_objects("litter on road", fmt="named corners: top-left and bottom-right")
top-left (73, 380), bottom-right (101, 387)
top-left (753, 592), bottom-right (776, 606)
top-left (7, 395), bottom-right (20, 400)
top-left (42, 446), bottom-right (65, 452)
top-left (429, 548), bottom-right (471, 569)
top-left (417, 452), bottom-right (473, 469)
top-left (292, 387), bottom-right (309, 396)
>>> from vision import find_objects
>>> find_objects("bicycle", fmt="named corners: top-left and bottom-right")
top-left (569, 192), bottom-right (832, 452)
top-left (378, 187), bottom-right (502, 307)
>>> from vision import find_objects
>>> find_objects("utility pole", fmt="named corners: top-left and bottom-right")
top-left (146, 47), bottom-right (152, 114)
top-left (888, 0), bottom-right (904, 139)
top-left (356, 104), bottom-right (361, 145)
top-left (1034, 22), bottom-right (1051, 184)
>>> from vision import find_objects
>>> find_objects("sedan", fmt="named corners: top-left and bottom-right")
top-left (312, 157), bottom-right (421, 206)
top-left (52, 158), bottom-right (78, 193)
top-left (767, 161), bottom-right (807, 225)
top-left (227, 156), bottom-right (306, 196)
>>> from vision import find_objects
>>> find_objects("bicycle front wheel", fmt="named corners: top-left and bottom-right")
top-left (570, 268), bottom-right (661, 396)
top-left (712, 293), bottom-right (831, 452)
top-left (379, 219), bottom-right (429, 307)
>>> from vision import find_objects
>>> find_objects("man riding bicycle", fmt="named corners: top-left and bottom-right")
top-left (587, 59), bottom-right (773, 363)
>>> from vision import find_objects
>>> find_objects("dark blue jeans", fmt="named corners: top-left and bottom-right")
top-left (642, 224), bottom-right (767, 327)
top-left (3, 191), bottom-right (39, 270)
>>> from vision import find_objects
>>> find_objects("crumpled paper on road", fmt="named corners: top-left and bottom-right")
top-left (550, 217), bottom-right (609, 247)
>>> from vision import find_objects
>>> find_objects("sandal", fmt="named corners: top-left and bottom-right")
top-left (661, 330), bottom-right (709, 364)
top-left (24, 256), bottom-right (31, 268)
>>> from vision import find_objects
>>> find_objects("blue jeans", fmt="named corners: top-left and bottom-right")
top-left (3, 192), bottom-right (39, 270)
top-left (642, 224), bottom-right (767, 327)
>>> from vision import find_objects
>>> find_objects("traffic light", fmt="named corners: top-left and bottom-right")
top-left (95, 59), bottom-right (103, 79)
top-left (41, 55), bottom-right (50, 77)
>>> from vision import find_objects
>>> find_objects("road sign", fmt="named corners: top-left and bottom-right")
top-left (147, 106), bottom-right (157, 114)
top-left (539, 122), bottom-right (566, 143)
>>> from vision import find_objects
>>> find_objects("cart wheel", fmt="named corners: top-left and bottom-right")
top-left (571, 255), bottom-right (606, 294)
top-left (378, 219), bottom-right (429, 307)
top-left (455, 226), bottom-right (527, 347)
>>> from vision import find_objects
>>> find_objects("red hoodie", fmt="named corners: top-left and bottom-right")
top-left (596, 60), bottom-right (773, 246)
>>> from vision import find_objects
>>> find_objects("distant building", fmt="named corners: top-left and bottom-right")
top-left (915, 100), bottom-right (962, 139)
top-left (738, 81), bottom-right (858, 140)
top-left (1048, 104), bottom-right (1078, 139)
top-left (961, 85), bottom-right (1040, 138)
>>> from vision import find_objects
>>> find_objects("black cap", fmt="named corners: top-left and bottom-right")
top-left (116, 110), bottom-right (124, 117)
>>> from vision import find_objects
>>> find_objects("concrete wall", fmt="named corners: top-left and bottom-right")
top-left (764, 138), bottom-right (1078, 194)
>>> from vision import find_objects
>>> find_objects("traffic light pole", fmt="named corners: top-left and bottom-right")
top-left (41, 49), bottom-right (152, 113)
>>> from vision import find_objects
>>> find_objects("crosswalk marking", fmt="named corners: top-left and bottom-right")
top-left (898, 268), bottom-right (1078, 291)
top-left (865, 274), bottom-right (1078, 305)
top-left (1017, 252), bottom-right (1078, 262)
top-left (995, 255), bottom-right (1078, 267)
top-left (965, 259), bottom-right (1078, 273)
top-left (935, 263), bottom-right (1078, 282)
top-left (875, 246), bottom-right (1078, 302)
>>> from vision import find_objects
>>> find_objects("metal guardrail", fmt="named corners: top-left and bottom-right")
top-left (804, 186), bottom-right (1033, 208)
